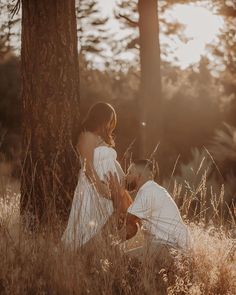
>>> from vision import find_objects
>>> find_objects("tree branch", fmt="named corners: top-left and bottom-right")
top-left (10, 0), bottom-right (21, 18)
top-left (118, 13), bottom-right (139, 27)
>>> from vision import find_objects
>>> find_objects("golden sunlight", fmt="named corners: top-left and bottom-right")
top-left (99, 0), bottom-right (224, 68)
top-left (170, 4), bottom-right (224, 67)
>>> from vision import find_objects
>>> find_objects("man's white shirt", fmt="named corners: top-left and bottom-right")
top-left (128, 180), bottom-right (190, 250)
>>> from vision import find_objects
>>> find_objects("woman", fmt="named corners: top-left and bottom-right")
top-left (62, 102), bottom-right (130, 249)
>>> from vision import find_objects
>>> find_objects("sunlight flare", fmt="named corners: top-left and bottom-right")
top-left (98, 0), bottom-right (224, 68)
top-left (169, 4), bottom-right (224, 67)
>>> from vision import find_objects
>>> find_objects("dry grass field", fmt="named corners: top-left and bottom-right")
top-left (0, 162), bottom-right (235, 295)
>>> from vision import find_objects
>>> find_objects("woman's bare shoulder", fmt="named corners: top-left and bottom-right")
top-left (77, 131), bottom-right (97, 149)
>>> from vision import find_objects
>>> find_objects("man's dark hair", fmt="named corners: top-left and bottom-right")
top-left (132, 159), bottom-right (158, 178)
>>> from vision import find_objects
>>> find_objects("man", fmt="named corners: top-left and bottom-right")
top-left (109, 159), bottom-right (191, 254)
top-left (108, 160), bottom-right (191, 294)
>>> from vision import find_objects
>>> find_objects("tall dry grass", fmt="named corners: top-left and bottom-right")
top-left (0, 160), bottom-right (235, 295)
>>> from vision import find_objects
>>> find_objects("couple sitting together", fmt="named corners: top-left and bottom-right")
top-left (62, 102), bottom-right (190, 261)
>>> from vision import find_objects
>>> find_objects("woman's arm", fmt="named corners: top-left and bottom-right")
top-left (107, 172), bottom-right (139, 236)
top-left (107, 172), bottom-right (133, 213)
top-left (78, 132), bottom-right (111, 199)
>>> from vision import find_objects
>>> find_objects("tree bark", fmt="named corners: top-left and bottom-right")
top-left (21, 0), bottom-right (80, 228)
top-left (138, 0), bottom-right (162, 158)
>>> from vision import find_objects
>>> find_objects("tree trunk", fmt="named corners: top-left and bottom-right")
top-left (138, 0), bottom-right (162, 158)
top-left (21, 0), bottom-right (80, 228)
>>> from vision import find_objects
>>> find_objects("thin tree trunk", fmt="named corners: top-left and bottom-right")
top-left (138, 0), bottom-right (162, 158)
top-left (21, 0), bottom-right (80, 228)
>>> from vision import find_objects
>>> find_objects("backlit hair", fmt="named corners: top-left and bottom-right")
top-left (81, 102), bottom-right (117, 146)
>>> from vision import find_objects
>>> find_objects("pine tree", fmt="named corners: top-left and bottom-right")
top-left (138, 0), bottom-right (162, 157)
top-left (21, 0), bottom-right (80, 228)
top-left (115, 0), bottom-right (162, 157)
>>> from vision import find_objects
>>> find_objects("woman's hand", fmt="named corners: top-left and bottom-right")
top-left (107, 172), bottom-right (124, 200)
top-left (107, 172), bottom-right (133, 213)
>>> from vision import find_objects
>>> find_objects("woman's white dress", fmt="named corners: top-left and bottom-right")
top-left (61, 146), bottom-right (124, 249)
